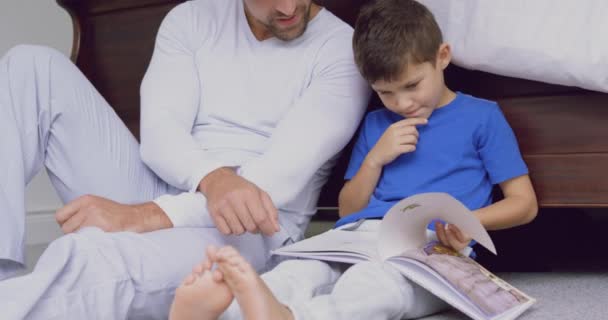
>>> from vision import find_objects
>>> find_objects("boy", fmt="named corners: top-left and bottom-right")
top-left (169, 0), bottom-right (538, 319)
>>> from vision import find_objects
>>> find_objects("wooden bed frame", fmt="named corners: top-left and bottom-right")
top-left (56, 0), bottom-right (608, 219)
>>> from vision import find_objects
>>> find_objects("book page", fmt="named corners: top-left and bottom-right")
top-left (272, 229), bottom-right (381, 263)
top-left (378, 193), bottom-right (496, 260)
top-left (398, 242), bottom-right (534, 319)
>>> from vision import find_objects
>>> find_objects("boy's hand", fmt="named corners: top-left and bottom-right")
top-left (365, 118), bottom-right (427, 168)
top-left (435, 221), bottom-right (472, 253)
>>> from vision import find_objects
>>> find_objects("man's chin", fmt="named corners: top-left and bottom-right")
top-left (272, 25), bottom-right (307, 41)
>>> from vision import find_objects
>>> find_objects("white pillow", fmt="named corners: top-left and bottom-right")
top-left (418, 0), bottom-right (608, 93)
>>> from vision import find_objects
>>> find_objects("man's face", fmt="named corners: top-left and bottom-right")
top-left (245, 0), bottom-right (314, 41)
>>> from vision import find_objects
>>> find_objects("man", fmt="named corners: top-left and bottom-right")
top-left (0, 0), bottom-right (369, 318)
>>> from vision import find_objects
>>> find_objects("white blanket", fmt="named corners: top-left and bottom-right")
top-left (419, 0), bottom-right (608, 93)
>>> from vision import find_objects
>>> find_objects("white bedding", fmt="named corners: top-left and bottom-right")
top-left (418, 0), bottom-right (608, 93)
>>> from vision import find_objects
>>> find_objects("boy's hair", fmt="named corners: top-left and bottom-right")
top-left (353, 0), bottom-right (443, 83)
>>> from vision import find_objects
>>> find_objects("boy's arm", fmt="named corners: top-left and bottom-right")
top-left (338, 159), bottom-right (383, 217)
top-left (436, 174), bottom-right (537, 252)
top-left (338, 118), bottom-right (427, 217)
top-left (473, 174), bottom-right (538, 230)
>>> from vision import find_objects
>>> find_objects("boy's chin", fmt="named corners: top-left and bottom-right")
top-left (403, 110), bottom-right (431, 119)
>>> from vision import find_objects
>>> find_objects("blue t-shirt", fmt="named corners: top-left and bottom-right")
top-left (335, 92), bottom-right (528, 228)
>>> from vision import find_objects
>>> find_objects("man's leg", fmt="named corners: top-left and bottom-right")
top-left (0, 44), bottom-right (252, 319)
top-left (0, 44), bottom-right (172, 279)
top-left (0, 225), bottom-right (287, 320)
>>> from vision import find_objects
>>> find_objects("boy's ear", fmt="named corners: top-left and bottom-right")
top-left (436, 43), bottom-right (452, 70)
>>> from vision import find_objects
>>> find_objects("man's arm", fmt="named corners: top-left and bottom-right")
top-left (140, 3), bottom-right (223, 194)
top-left (55, 195), bottom-right (173, 233)
top-left (56, 3), bottom-right (224, 234)
top-left (238, 31), bottom-right (370, 210)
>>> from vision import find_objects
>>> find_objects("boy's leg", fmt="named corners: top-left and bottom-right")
top-left (219, 258), bottom-right (343, 319)
top-left (0, 44), bottom-right (172, 278)
top-left (290, 260), bottom-right (448, 320)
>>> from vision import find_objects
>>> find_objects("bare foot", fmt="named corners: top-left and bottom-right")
top-left (169, 246), bottom-right (233, 320)
top-left (215, 246), bottom-right (294, 320)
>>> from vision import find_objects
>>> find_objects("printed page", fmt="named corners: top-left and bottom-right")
top-left (272, 229), bottom-right (380, 263)
top-left (378, 193), bottom-right (496, 260)
top-left (394, 242), bottom-right (535, 320)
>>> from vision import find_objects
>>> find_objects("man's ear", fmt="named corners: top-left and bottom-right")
top-left (436, 43), bottom-right (452, 70)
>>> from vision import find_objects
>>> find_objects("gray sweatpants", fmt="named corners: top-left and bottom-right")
top-left (0, 45), bottom-right (289, 320)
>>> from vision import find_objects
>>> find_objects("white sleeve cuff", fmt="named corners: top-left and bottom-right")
top-left (153, 192), bottom-right (215, 228)
top-left (187, 161), bottom-right (226, 193)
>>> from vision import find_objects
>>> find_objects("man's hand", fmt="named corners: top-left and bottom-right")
top-left (365, 118), bottom-right (427, 168)
top-left (435, 221), bottom-right (472, 253)
top-left (55, 195), bottom-right (172, 234)
top-left (199, 167), bottom-right (280, 236)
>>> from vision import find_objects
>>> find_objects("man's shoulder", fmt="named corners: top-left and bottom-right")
top-left (187, 0), bottom-right (233, 11)
top-left (170, 0), bottom-right (235, 22)
top-left (304, 8), bottom-right (355, 49)
top-left (315, 8), bottom-right (354, 34)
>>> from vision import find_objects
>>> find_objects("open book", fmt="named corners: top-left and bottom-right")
top-left (272, 193), bottom-right (535, 320)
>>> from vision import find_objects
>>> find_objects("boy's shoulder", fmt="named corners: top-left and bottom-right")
top-left (449, 92), bottom-right (503, 122)
top-left (457, 92), bottom-right (499, 111)
top-left (363, 108), bottom-right (399, 124)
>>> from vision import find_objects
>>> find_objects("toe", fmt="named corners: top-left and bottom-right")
top-left (182, 273), bottom-right (196, 286)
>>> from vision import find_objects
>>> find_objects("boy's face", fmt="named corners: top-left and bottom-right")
top-left (371, 44), bottom-right (453, 120)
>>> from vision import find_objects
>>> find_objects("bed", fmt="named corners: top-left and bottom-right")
top-left (55, 0), bottom-right (608, 218)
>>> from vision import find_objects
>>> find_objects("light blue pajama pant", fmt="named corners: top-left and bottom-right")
top-left (220, 221), bottom-right (448, 320)
top-left (0, 45), bottom-right (290, 320)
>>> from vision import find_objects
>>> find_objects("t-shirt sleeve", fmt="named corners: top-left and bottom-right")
top-left (477, 104), bottom-right (529, 184)
top-left (237, 27), bottom-right (370, 208)
top-left (344, 116), bottom-right (372, 180)
top-left (140, 2), bottom-right (224, 194)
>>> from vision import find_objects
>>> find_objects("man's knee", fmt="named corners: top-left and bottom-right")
top-left (45, 227), bottom-right (107, 258)
top-left (5, 44), bottom-right (64, 61)
top-left (3, 44), bottom-right (70, 75)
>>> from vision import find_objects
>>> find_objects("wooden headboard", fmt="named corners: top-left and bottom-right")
top-left (56, 0), bottom-right (608, 213)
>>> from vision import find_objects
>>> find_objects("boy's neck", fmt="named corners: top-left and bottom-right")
top-left (436, 85), bottom-right (457, 109)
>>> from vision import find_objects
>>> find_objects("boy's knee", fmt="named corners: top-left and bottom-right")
top-left (337, 261), bottom-right (409, 294)
top-left (273, 259), bottom-right (334, 277)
